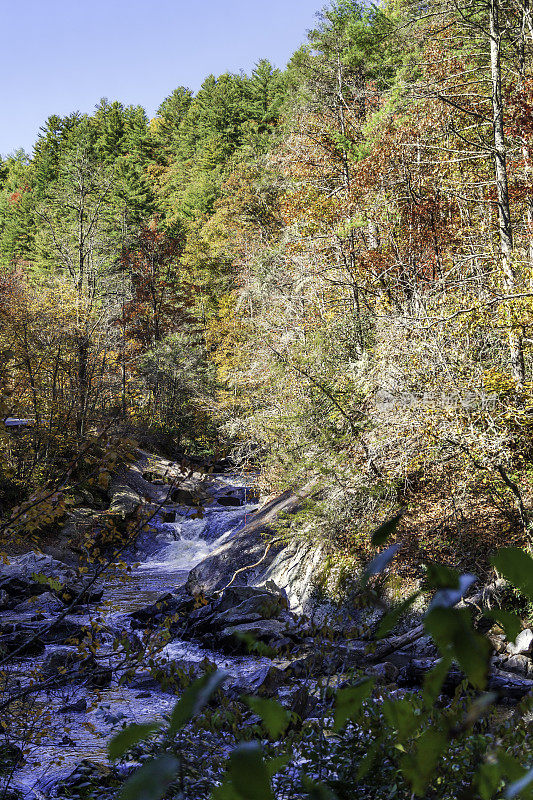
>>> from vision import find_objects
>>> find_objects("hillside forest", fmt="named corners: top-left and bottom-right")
top-left (2, 0), bottom-right (533, 798)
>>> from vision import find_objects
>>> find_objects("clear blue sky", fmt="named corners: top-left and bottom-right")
top-left (0, 0), bottom-right (323, 158)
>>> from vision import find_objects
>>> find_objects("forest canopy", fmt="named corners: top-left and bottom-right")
top-left (1, 0), bottom-right (533, 574)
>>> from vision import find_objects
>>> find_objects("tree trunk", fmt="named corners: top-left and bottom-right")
top-left (490, 0), bottom-right (526, 384)
top-left (76, 335), bottom-right (90, 436)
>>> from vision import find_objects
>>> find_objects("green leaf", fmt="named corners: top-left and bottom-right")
top-left (429, 573), bottom-right (476, 610)
top-left (108, 722), bottom-right (162, 760)
top-left (229, 742), bottom-right (274, 800)
top-left (117, 755), bottom-right (178, 800)
top-left (424, 562), bottom-right (460, 590)
top-left (245, 696), bottom-right (290, 739)
top-left (333, 678), bottom-right (374, 731)
top-left (401, 729), bottom-right (448, 796)
top-left (363, 544), bottom-right (401, 582)
top-left (168, 669), bottom-right (228, 736)
top-left (505, 767), bottom-right (533, 798)
top-left (301, 775), bottom-right (338, 799)
top-left (356, 739), bottom-right (380, 779)
top-left (476, 761), bottom-right (504, 800)
top-left (376, 592), bottom-right (420, 638)
top-left (499, 752), bottom-right (529, 782)
top-left (32, 571), bottom-right (63, 592)
top-left (462, 693), bottom-right (498, 728)
top-left (493, 548), bottom-right (533, 601)
top-left (423, 656), bottom-right (452, 706)
top-left (266, 753), bottom-right (290, 778)
top-left (425, 607), bottom-right (491, 689)
top-left (371, 511), bottom-right (403, 547)
top-left (485, 609), bottom-right (522, 643)
top-left (382, 698), bottom-right (421, 743)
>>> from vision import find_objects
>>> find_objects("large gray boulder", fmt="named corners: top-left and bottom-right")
top-left (186, 483), bottom-right (321, 613)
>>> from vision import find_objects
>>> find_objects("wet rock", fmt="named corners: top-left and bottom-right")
top-left (504, 654), bottom-right (533, 678)
top-left (126, 673), bottom-right (161, 691)
top-left (284, 653), bottom-right (324, 678)
top-left (42, 647), bottom-right (82, 680)
top-left (0, 551), bottom-right (76, 584)
top-left (0, 739), bottom-right (24, 770)
top-left (198, 609), bottom-right (264, 632)
top-left (187, 484), bottom-right (317, 606)
top-left (383, 650), bottom-right (415, 668)
top-left (489, 668), bottom-right (533, 702)
top-left (244, 664), bottom-right (287, 696)
top-left (0, 575), bottom-right (44, 602)
top-left (191, 590), bottom-right (287, 637)
top-left (47, 617), bottom-right (88, 645)
top-left (56, 582), bottom-right (104, 607)
top-left (507, 628), bottom-right (533, 656)
top-left (216, 495), bottom-right (243, 507)
top-left (219, 585), bottom-right (285, 612)
top-left (170, 487), bottom-right (201, 506)
top-left (55, 759), bottom-right (114, 797)
top-left (130, 587), bottom-right (195, 628)
top-left (81, 656), bottom-right (113, 688)
top-left (0, 631), bottom-right (45, 657)
top-left (218, 618), bottom-right (288, 651)
top-left (282, 685), bottom-right (315, 720)
top-left (0, 589), bottom-right (12, 609)
top-left (58, 698), bottom-right (87, 713)
top-left (364, 661), bottom-right (400, 684)
top-left (397, 658), bottom-right (444, 688)
top-left (13, 591), bottom-right (62, 613)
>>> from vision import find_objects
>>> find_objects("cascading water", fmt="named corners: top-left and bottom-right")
top-left (9, 473), bottom-right (267, 800)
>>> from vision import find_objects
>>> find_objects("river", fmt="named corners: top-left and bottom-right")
top-left (6, 473), bottom-right (265, 799)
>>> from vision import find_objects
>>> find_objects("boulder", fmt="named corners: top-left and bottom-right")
top-left (218, 619), bottom-right (288, 651)
top-left (365, 662), bottom-right (400, 684)
top-left (504, 654), bottom-right (533, 678)
top-left (170, 488), bottom-right (200, 506)
top-left (217, 585), bottom-right (289, 614)
top-left (0, 740), bottom-right (23, 771)
top-left (243, 664), bottom-right (287, 696)
top-left (284, 653), bottom-right (325, 679)
top-left (507, 628), bottom-right (533, 657)
top-left (41, 648), bottom-right (82, 680)
top-left (108, 481), bottom-right (142, 520)
top-left (190, 588), bottom-right (288, 634)
top-left (130, 588), bottom-right (195, 628)
top-left (215, 495), bottom-right (243, 507)
top-left (47, 618), bottom-right (88, 645)
top-left (58, 698), bottom-right (87, 714)
top-left (13, 591), bottom-right (62, 613)
top-left (283, 685), bottom-right (314, 720)
top-left (56, 583), bottom-right (104, 607)
top-left (0, 631), bottom-right (45, 657)
top-left (187, 483), bottom-right (318, 609)
top-left (0, 576), bottom-right (35, 601)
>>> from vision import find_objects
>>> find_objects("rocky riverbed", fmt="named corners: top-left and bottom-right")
top-left (1, 456), bottom-right (532, 799)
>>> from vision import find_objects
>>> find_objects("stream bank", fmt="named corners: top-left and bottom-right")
top-left (1, 456), bottom-right (532, 799)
